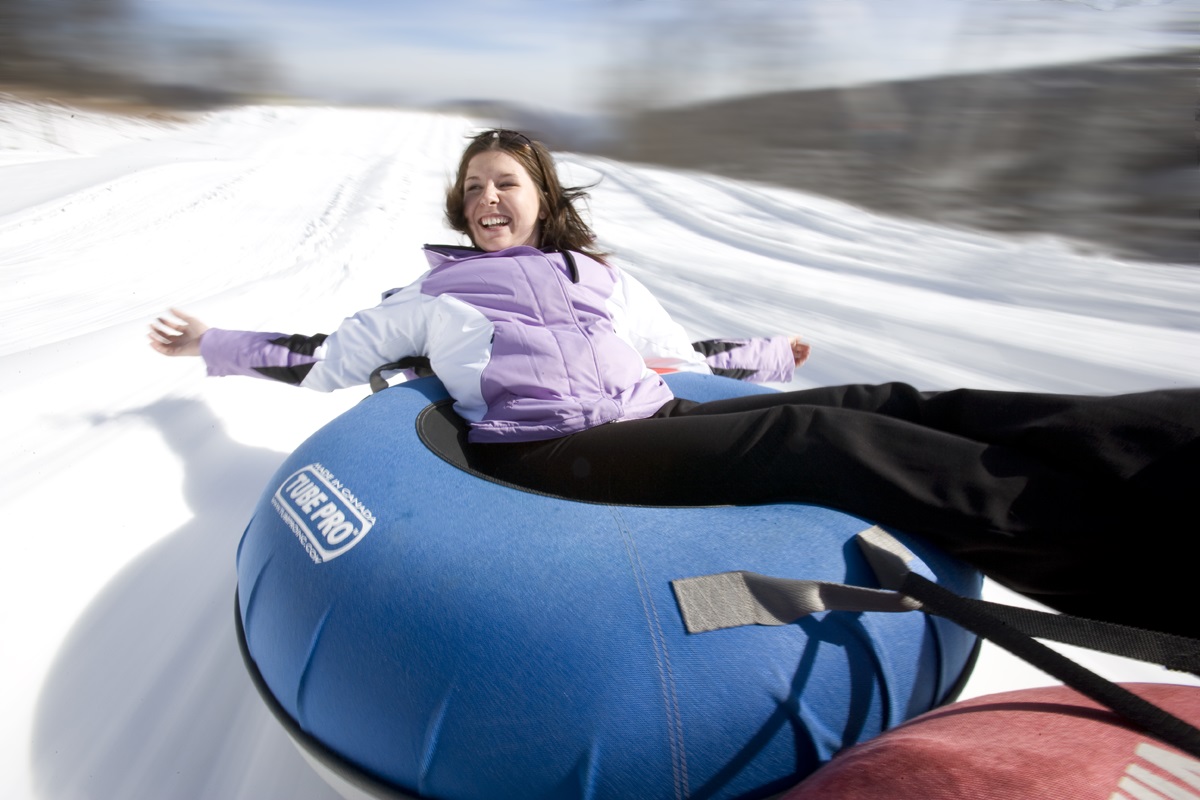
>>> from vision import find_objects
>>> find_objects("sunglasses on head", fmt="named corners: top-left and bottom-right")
top-left (474, 128), bottom-right (534, 148)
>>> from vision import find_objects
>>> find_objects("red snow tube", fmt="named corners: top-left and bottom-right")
top-left (781, 682), bottom-right (1200, 799)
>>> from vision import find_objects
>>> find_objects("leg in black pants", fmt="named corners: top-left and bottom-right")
top-left (473, 384), bottom-right (1199, 635)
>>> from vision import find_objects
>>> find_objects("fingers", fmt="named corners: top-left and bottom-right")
top-left (147, 323), bottom-right (185, 355)
top-left (147, 309), bottom-right (205, 357)
top-left (150, 315), bottom-right (184, 337)
top-left (149, 315), bottom-right (185, 341)
top-left (168, 307), bottom-right (200, 326)
top-left (170, 308), bottom-right (208, 338)
top-left (147, 331), bottom-right (176, 355)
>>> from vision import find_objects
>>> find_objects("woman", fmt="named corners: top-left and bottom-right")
top-left (151, 129), bottom-right (1198, 636)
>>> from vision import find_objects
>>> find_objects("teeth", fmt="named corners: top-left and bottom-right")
top-left (481, 216), bottom-right (509, 228)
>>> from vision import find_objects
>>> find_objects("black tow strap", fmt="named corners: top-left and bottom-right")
top-left (671, 526), bottom-right (1200, 759)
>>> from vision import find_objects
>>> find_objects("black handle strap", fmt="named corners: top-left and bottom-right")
top-left (899, 577), bottom-right (1200, 675)
top-left (898, 570), bottom-right (1200, 759)
top-left (670, 526), bottom-right (1200, 759)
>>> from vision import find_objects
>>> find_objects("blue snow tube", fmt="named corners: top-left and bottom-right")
top-left (235, 373), bottom-right (982, 800)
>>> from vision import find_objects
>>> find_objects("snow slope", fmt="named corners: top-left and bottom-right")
top-left (2, 97), bottom-right (1197, 799)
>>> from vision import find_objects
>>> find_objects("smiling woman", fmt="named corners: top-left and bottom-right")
top-left (443, 128), bottom-right (609, 261)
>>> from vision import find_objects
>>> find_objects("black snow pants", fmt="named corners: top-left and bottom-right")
top-left (473, 383), bottom-right (1200, 637)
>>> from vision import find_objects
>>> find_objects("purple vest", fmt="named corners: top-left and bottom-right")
top-left (420, 245), bottom-right (674, 442)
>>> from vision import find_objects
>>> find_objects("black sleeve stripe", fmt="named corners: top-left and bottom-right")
top-left (710, 366), bottom-right (758, 381)
top-left (253, 363), bottom-right (316, 385)
top-left (691, 339), bottom-right (747, 357)
top-left (268, 333), bottom-right (328, 356)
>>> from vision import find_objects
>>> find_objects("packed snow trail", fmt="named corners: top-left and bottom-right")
top-left (2, 99), bottom-right (1198, 800)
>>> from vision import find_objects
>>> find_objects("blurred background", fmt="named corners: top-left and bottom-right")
top-left (1, 0), bottom-right (1196, 263)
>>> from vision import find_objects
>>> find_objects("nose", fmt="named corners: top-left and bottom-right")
top-left (478, 181), bottom-right (499, 205)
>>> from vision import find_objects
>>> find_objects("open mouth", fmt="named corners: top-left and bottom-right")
top-left (480, 215), bottom-right (510, 229)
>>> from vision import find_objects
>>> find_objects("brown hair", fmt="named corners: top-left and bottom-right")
top-left (444, 129), bottom-right (607, 263)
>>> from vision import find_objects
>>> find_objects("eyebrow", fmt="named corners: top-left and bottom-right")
top-left (465, 172), bottom-right (521, 184)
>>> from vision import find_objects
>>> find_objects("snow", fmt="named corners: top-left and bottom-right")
top-left (2, 96), bottom-right (1197, 799)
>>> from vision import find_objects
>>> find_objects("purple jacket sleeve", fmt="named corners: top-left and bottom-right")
top-left (199, 328), bottom-right (328, 385)
top-left (691, 336), bottom-right (795, 383)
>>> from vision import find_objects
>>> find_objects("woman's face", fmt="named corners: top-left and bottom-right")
top-left (462, 150), bottom-right (544, 251)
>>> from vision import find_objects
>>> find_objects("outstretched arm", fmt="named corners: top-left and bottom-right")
top-left (611, 269), bottom-right (812, 382)
top-left (148, 287), bottom-right (431, 391)
top-left (690, 335), bottom-right (811, 383)
top-left (149, 309), bottom-right (329, 385)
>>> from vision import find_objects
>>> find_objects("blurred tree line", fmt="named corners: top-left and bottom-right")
top-left (0, 0), bottom-right (276, 108)
top-left (596, 48), bottom-right (1196, 264)
top-left (583, 2), bottom-right (1197, 264)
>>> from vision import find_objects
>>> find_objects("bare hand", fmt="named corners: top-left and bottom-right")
top-left (148, 308), bottom-right (209, 357)
top-left (789, 336), bottom-right (811, 368)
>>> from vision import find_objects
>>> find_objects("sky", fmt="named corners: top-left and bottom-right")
top-left (2, 94), bottom-right (1199, 799)
top-left (132, 0), bottom-right (1199, 110)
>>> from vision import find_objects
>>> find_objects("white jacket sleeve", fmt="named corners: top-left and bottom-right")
top-left (608, 268), bottom-right (712, 375)
top-left (301, 280), bottom-right (432, 392)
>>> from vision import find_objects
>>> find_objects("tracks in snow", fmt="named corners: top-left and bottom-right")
top-left (0, 107), bottom-right (471, 357)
